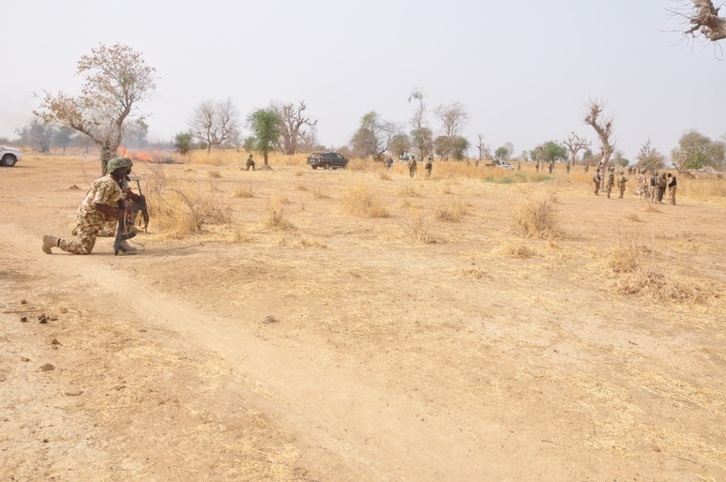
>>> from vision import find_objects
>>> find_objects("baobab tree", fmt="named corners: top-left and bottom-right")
top-left (274, 100), bottom-right (318, 155)
top-left (670, 0), bottom-right (726, 42)
top-left (584, 100), bottom-right (615, 181)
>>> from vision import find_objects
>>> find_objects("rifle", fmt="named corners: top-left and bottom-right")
top-left (114, 177), bottom-right (149, 255)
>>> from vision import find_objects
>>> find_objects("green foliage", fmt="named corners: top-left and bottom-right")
top-left (248, 108), bottom-right (282, 166)
top-left (174, 132), bottom-right (193, 155)
top-left (450, 136), bottom-right (470, 161)
top-left (672, 130), bottom-right (726, 171)
top-left (410, 127), bottom-right (433, 159)
top-left (494, 146), bottom-right (511, 161)
top-left (389, 134), bottom-right (411, 157)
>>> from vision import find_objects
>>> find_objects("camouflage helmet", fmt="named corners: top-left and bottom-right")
top-left (106, 157), bottom-right (131, 175)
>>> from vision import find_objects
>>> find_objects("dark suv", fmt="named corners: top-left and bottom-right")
top-left (307, 152), bottom-right (349, 170)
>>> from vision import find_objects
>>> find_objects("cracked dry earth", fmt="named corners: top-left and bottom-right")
top-left (1, 155), bottom-right (725, 481)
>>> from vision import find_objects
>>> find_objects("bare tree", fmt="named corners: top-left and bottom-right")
top-left (584, 100), bottom-right (615, 173)
top-left (474, 134), bottom-right (491, 166)
top-left (563, 132), bottom-right (591, 168)
top-left (435, 102), bottom-right (468, 138)
top-left (635, 139), bottom-right (666, 172)
top-left (670, 0), bottom-right (726, 42)
top-left (350, 111), bottom-right (400, 161)
top-left (408, 88), bottom-right (432, 158)
top-left (189, 98), bottom-right (241, 153)
top-left (34, 43), bottom-right (156, 174)
top-left (274, 100), bottom-right (318, 155)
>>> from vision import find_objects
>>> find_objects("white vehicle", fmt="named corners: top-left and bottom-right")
top-left (0, 145), bottom-right (22, 167)
top-left (488, 159), bottom-right (515, 170)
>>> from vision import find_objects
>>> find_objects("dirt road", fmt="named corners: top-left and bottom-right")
top-left (1, 156), bottom-right (724, 481)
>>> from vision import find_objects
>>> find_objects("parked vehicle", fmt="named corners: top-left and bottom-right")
top-left (307, 152), bottom-right (349, 170)
top-left (487, 159), bottom-right (514, 170)
top-left (0, 145), bottom-right (22, 167)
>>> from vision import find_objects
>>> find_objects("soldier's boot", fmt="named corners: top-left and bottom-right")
top-left (117, 239), bottom-right (138, 253)
top-left (42, 235), bottom-right (59, 254)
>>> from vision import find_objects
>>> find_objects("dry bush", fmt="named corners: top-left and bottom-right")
top-left (607, 236), bottom-right (718, 304)
top-left (624, 212), bottom-right (643, 222)
top-left (231, 230), bottom-right (252, 243)
top-left (509, 195), bottom-right (562, 239)
top-left (154, 184), bottom-right (231, 237)
top-left (400, 211), bottom-right (435, 244)
top-left (312, 186), bottom-right (330, 199)
top-left (379, 172), bottom-right (392, 181)
top-left (435, 198), bottom-right (470, 222)
top-left (341, 185), bottom-right (389, 218)
top-left (233, 184), bottom-right (255, 198)
top-left (294, 182), bottom-right (308, 191)
top-left (263, 195), bottom-right (295, 230)
top-left (642, 200), bottom-right (661, 213)
top-left (461, 267), bottom-right (488, 279)
top-left (294, 170), bottom-right (303, 177)
top-left (496, 241), bottom-right (535, 259)
top-left (208, 170), bottom-right (222, 178)
top-left (296, 237), bottom-right (329, 249)
top-left (396, 185), bottom-right (421, 197)
top-left (346, 158), bottom-right (374, 172)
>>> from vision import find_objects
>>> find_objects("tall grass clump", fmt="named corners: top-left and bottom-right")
top-left (153, 182), bottom-right (231, 237)
top-left (400, 211), bottom-right (435, 244)
top-left (263, 194), bottom-right (295, 230)
top-left (509, 195), bottom-right (562, 239)
top-left (341, 185), bottom-right (389, 218)
top-left (435, 198), bottom-right (470, 222)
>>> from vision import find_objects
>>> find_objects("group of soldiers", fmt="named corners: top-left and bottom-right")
top-left (592, 165), bottom-right (677, 205)
top-left (636, 169), bottom-right (678, 205)
top-left (405, 155), bottom-right (433, 179)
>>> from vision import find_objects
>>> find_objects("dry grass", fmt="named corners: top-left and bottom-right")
top-left (341, 185), bottom-right (389, 218)
top-left (509, 195), bottom-right (562, 239)
top-left (312, 186), bottom-right (330, 199)
top-left (263, 195), bottom-right (295, 231)
top-left (208, 170), bottom-right (222, 179)
top-left (400, 211), bottom-right (435, 244)
top-left (233, 184), bottom-right (255, 198)
top-left (294, 182), bottom-right (308, 191)
top-left (496, 241), bottom-right (536, 258)
top-left (379, 172), bottom-right (392, 181)
top-left (434, 198), bottom-right (470, 222)
top-left (396, 185), bottom-right (421, 197)
top-left (152, 182), bottom-right (231, 237)
top-left (624, 212), bottom-right (643, 222)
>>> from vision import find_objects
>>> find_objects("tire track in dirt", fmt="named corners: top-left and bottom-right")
top-left (5, 223), bottom-right (533, 481)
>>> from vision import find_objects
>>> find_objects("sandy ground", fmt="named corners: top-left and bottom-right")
top-left (1, 154), bottom-right (724, 481)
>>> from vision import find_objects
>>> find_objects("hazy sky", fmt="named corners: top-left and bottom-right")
top-left (2, 0), bottom-right (724, 159)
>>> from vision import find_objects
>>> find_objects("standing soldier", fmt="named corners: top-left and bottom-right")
top-left (657, 172), bottom-right (667, 203)
top-left (425, 157), bottom-right (433, 179)
top-left (605, 166), bottom-right (615, 198)
top-left (408, 155), bottom-right (417, 178)
top-left (617, 171), bottom-right (628, 199)
top-left (666, 173), bottom-right (677, 205)
top-left (593, 169), bottom-right (602, 195)
top-left (650, 170), bottom-right (659, 202)
top-left (637, 169), bottom-right (648, 199)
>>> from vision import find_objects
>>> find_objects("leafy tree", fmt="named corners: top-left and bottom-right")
top-left (35, 43), bottom-right (157, 174)
top-left (533, 141), bottom-right (567, 171)
top-left (671, 130), bottom-right (726, 171)
top-left (247, 108), bottom-right (282, 167)
top-left (351, 111), bottom-right (399, 161)
top-left (389, 134), bottom-right (411, 158)
top-left (53, 127), bottom-right (76, 152)
top-left (189, 98), bottom-right (241, 153)
top-left (450, 136), bottom-right (470, 161)
top-left (124, 119), bottom-right (149, 148)
top-left (494, 146), bottom-right (511, 162)
top-left (174, 132), bottom-right (194, 156)
top-left (410, 127), bottom-right (433, 160)
top-left (17, 119), bottom-right (53, 153)
top-left (274, 100), bottom-right (318, 155)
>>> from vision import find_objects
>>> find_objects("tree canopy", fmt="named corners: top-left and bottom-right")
top-left (34, 43), bottom-right (156, 174)
top-left (247, 108), bottom-right (282, 166)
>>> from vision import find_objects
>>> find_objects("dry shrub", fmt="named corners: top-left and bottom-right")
top-left (233, 184), bottom-right (254, 198)
top-left (400, 211), bottom-right (435, 244)
top-left (208, 170), bottom-right (222, 178)
top-left (296, 237), bottom-right (329, 249)
top-left (155, 185), bottom-right (231, 237)
top-left (624, 212), bottom-right (643, 222)
top-left (231, 230), bottom-right (252, 243)
top-left (294, 170), bottom-right (303, 177)
top-left (435, 198), bottom-right (470, 222)
top-left (642, 201), bottom-right (661, 213)
top-left (379, 172), bottom-right (392, 181)
top-left (396, 185), bottom-right (421, 197)
top-left (608, 237), bottom-right (717, 304)
top-left (510, 195), bottom-right (562, 239)
top-left (312, 186), bottom-right (330, 199)
top-left (341, 186), bottom-right (389, 218)
top-left (497, 241), bottom-right (535, 259)
top-left (264, 195), bottom-right (295, 230)
top-left (345, 158), bottom-right (372, 171)
top-left (461, 267), bottom-right (488, 279)
top-left (294, 182), bottom-right (308, 191)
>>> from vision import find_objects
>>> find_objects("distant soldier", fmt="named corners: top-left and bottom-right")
top-left (425, 157), bottom-right (433, 179)
top-left (637, 169), bottom-right (648, 199)
top-left (657, 173), bottom-right (667, 203)
top-left (650, 171), bottom-right (659, 202)
top-left (565, 163), bottom-right (571, 174)
top-left (584, 163), bottom-right (590, 173)
top-left (408, 155), bottom-right (417, 178)
top-left (605, 167), bottom-right (615, 198)
top-left (593, 170), bottom-right (602, 195)
top-left (245, 154), bottom-right (256, 171)
top-left (517, 161), bottom-right (521, 171)
top-left (385, 156), bottom-right (393, 169)
top-left (617, 171), bottom-right (628, 199)
top-left (666, 172), bottom-right (677, 205)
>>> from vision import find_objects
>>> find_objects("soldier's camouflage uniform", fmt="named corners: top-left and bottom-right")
top-left (605, 170), bottom-right (615, 198)
top-left (62, 175), bottom-right (125, 254)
